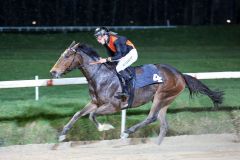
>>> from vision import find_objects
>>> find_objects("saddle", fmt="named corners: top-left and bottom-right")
top-left (120, 64), bottom-right (164, 109)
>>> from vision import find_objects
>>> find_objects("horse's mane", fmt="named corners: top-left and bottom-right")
top-left (77, 44), bottom-right (100, 59)
top-left (77, 43), bottom-right (116, 70)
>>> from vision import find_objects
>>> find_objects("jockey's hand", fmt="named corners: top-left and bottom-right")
top-left (99, 58), bottom-right (107, 63)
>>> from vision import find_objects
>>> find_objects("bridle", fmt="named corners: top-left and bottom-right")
top-left (63, 48), bottom-right (80, 73)
top-left (64, 47), bottom-right (104, 81)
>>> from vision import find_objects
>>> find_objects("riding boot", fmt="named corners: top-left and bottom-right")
top-left (115, 72), bottom-right (130, 100)
top-left (120, 70), bottom-right (132, 82)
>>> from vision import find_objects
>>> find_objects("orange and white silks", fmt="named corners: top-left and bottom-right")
top-left (107, 35), bottom-right (135, 53)
top-left (107, 35), bottom-right (138, 73)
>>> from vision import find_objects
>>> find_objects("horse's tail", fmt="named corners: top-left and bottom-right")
top-left (183, 74), bottom-right (224, 108)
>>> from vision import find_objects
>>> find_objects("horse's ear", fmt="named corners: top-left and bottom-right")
top-left (73, 43), bottom-right (80, 49)
top-left (69, 41), bottom-right (76, 48)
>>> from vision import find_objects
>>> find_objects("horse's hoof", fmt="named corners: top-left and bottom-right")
top-left (58, 135), bottom-right (66, 142)
top-left (98, 123), bottom-right (115, 131)
top-left (120, 132), bottom-right (129, 139)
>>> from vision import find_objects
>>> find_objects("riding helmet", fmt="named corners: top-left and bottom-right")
top-left (94, 27), bottom-right (109, 37)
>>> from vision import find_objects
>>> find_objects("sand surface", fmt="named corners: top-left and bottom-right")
top-left (0, 134), bottom-right (240, 160)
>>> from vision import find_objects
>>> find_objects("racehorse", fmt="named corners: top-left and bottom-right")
top-left (50, 41), bottom-right (224, 145)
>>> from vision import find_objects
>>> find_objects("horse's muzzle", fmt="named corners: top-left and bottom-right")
top-left (50, 71), bottom-right (61, 78)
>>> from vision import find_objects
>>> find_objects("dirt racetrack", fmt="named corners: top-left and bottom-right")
top-left (0, 134), bottom-right (239, 160)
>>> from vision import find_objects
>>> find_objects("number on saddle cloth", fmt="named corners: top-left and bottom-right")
top-left (119, 64), bottom-right (164, 93)
top-left (134, 64), bottom-right (163, 89)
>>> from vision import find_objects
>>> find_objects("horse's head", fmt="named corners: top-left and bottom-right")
top-left (50, 41), bottom-right (101, 78)
top-left (50, 41), bottom-right (82, 78)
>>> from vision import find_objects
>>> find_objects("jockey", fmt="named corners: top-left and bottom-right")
top-left (94, 26), bottom-right (138, 99)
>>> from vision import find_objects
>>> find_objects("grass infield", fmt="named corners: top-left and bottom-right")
top-left (0, 26), bottom-right (239, 146)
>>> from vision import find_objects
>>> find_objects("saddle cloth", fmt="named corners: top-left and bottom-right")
top-left (123, 64), bottom-right (164, 109)
top-left (134, 64), bottom-right (164, 88)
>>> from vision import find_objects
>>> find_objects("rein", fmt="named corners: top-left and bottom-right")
top-left (65, 52), bottom-right (78, 72)
top-left (66, 46), bottom-right (117, 82)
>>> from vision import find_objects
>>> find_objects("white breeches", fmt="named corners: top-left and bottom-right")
top-left (116, 49), bottom-right (138, 72)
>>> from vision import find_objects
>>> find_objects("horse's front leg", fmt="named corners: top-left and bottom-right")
top-left (89, 103), bottom-right (118, 132)
top-left (59, 102), bottom-right (97, 142)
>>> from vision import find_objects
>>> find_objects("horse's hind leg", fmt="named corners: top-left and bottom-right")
top-left (121, 98), bottom-right (162, 138)
top-left (122, 89), bottom-right (184, 144)
top-left (157, 105), bottom-right (169, 145)
top-left (156, 93), bottom-right (182, 145)
top-left (59, 102), bottom-right (97, 142)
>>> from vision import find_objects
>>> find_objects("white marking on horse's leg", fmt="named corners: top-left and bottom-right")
top-left (98, 123), bottom-right (115, 131)
top-left (58, 135), bottom-right (66, 142)
top-left (120, 132), bottom-right (129, 139)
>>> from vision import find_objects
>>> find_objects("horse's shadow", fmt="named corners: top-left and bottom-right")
top-left (0, 105), bottom-right (239, 122)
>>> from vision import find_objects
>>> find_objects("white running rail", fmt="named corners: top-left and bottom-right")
top-left (1, 71), bottom-right (240, 137)
top-left (1, 72), bottom-right (239, 89)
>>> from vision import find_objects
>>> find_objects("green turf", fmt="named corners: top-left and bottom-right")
top-left (0, 26), bottom-right (240, 146)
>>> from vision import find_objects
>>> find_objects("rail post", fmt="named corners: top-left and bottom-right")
top-left (121, 109), bottom-right (126, 137)
top-left (35, 75), bottom-right (39, 101)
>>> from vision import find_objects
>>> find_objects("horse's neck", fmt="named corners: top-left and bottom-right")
top-left (77, 53), bottom-right (119, 91)
top-left (80, 62), bottom-right (117, 89)
top-left (79, 55), bottom-right (108, 80)
top-left (80, 64), bottom-right (101, 82)
top-left (78, 56), bottom-right (121, 104)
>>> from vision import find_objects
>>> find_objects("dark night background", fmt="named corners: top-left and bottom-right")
top-left (0, 0), bottom-right (239, 26)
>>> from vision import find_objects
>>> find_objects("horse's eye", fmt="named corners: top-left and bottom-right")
top-left (62, 52), bottom-right (70, 58)
top-left (64, 54), bottom-right (70, 58)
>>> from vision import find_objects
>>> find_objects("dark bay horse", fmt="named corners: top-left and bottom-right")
top-left (50, 41), bottom-right (224, 145)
